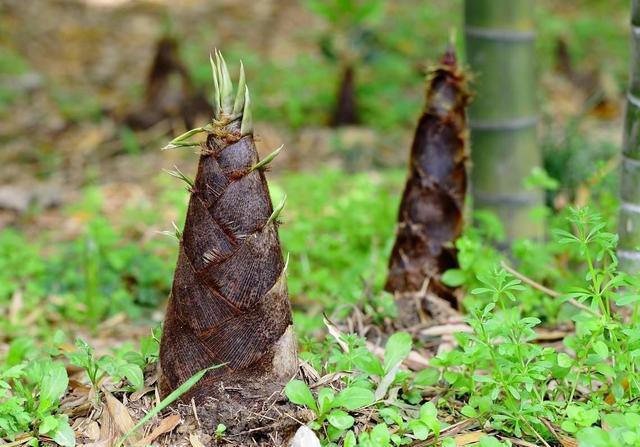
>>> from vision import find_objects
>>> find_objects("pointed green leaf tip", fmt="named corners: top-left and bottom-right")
top-left (162, 127), bottom-right (207, 150)
top-left (217, 51), bottom-right (233, 114)
top-left (210, 53), bottom-right (220, 116)
top-left (164, 165), bottom-right (194, 189)
top-left (240, 85), bottom-right (252, 135)
top-left (251, 144), bottom-right (283, 172)
top-left (267, 194), bottom-right (286, 226)
top-left (233, 61), bottom-right (246, 115)
top-left (209, 50), bottom-right (252, 128)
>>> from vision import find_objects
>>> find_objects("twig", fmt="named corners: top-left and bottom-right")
top-left (191, 398), bottom-right (201, 428)
top-left (520, 416), bottom-right (551, 447)
top-left (501, 261), bottom-right (600, 316)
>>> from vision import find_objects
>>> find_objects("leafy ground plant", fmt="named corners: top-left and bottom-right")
top-left (0, 331), bottom-right (159, 446)
top-left (286, 207), bottom-right (640, 447)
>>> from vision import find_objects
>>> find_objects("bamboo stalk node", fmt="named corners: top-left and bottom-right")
top-left (469, 115), bottom-right (538, 131)
top-left (464, 26), bottom-right (535, 42)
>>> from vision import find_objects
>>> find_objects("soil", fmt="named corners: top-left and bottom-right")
top-left (173, 383), bottom-right (313, 446)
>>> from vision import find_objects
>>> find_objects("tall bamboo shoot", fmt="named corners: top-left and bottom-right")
top-left (158, 53), bottom-right (297, 404)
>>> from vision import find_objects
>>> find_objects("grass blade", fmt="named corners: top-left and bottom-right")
top-left (116, 364), bottom-right (223, 446)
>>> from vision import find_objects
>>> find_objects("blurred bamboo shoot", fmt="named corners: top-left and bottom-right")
top-left (385, 47), bottom-right (470, 313)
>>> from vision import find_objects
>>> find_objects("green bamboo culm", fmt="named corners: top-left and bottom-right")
top-left (464, 0), bottom-right (543, 240)
top-left (618, 0), bottom-right (640, 273)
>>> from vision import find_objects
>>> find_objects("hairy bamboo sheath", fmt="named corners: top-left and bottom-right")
top-left (159, 51), bottom-right (297, 403)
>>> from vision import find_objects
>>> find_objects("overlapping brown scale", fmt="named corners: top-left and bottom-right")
top-left (160, 298), bottom-right (230, 391)
top-left (180, 196), bottom-right (236, 271)
top-left (159, 117), bottom-right (293, 402)
top-left (385, 47), bottom-right (470, 308)
top-left (401, 188), bottom-right (462, 244)
top-left (212, 171), bottom-right (273, 236)
top-left (171, 250), bottom-right (240, 331)
top-left (193, 154), bottom-right (229, 206)
top-left (199, 273), bottom-right (290, 371)
top-left (413, 116), bottom-right (466, 201)
top-left (215, 136), bottom-right (258, 177)
top-left (200, 226), bottom-right (283, 309)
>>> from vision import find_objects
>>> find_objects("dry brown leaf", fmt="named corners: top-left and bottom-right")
top-left (98, 403), bottom-right (118, 446)
top-left (73, 418), bottom-right (100, 442)
top-left (189, 433), bottom-right (206, 447)
top-left (83, 421), bottom-right (101, 442)
top-left (421, 323), bottom-right (472, 337)
top-left (534, 329), bottom-right (569, 341)
top-left (130, 386), bottom-right (155, 402)
top-left (559, 436), bottom-right (578, 447)
top-left (323, 314), bottom-right (349, 353)
top-left (453, 431), bottom-right (484, 446)
top-left (135, 414), bottom-right (181, 446)
top-left (104, 391), bottom-right (136, 435)
top-left (9, 290), bottom-right (22, 325)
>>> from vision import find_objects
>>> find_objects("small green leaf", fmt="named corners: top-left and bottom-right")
top-left (317, 387), bottom-right (335, 415)
top-left (414, 367), bottom-right (440, 386)
top-left (285, 380), bottom-right (317, 411)
top-left (38, 415), bottom-right (59, 435)
top-left (343, 430), bottom-right (356, 447)
top-left (383, 332), bottom-right (412, 373)
top-left (370, 423), bottom-right (391, 446)
top-left (595, 363), bottom-right (616, 378)
top-left (419, 402), bottom-right (437, 421)
top-left (576, 427), bottom-right (611, 447)
top-left (442, 269), bottom-right (465, 287)
top-left (561, 420), bottom-right (578, 433)
top-left (333, 386), bottom-right (375, 411)
top-left (52, 418), bottom-right (76, 447)
top-left (593, 341), bottom-right (609, 359)
top-left (479, 436), bottom-right (506, 447)
top-left (442, 438), bottom-right (457, 447)
top-left (557, 353), bottom-right (573, 368)
top-left (353, 351), bottom-right (384, 376)
top-left (328, 410), bottom-right (354, 430)
top-left (38, 363), bottom-right (68, 412)
top-left (461, 405), bottom-right (478, 418)
top-left (119, 363), bottom-right (144, 390)
top-left (507, 385), bottom-right (521, 400)
top-left (408, 420), bottom-right (429, 440)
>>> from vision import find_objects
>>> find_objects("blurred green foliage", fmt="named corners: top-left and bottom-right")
top-left (0, 170), bottom-right (403, 340)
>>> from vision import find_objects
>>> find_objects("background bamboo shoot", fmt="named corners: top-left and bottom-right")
top-left (385, 47), bottom-right (470, 311)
